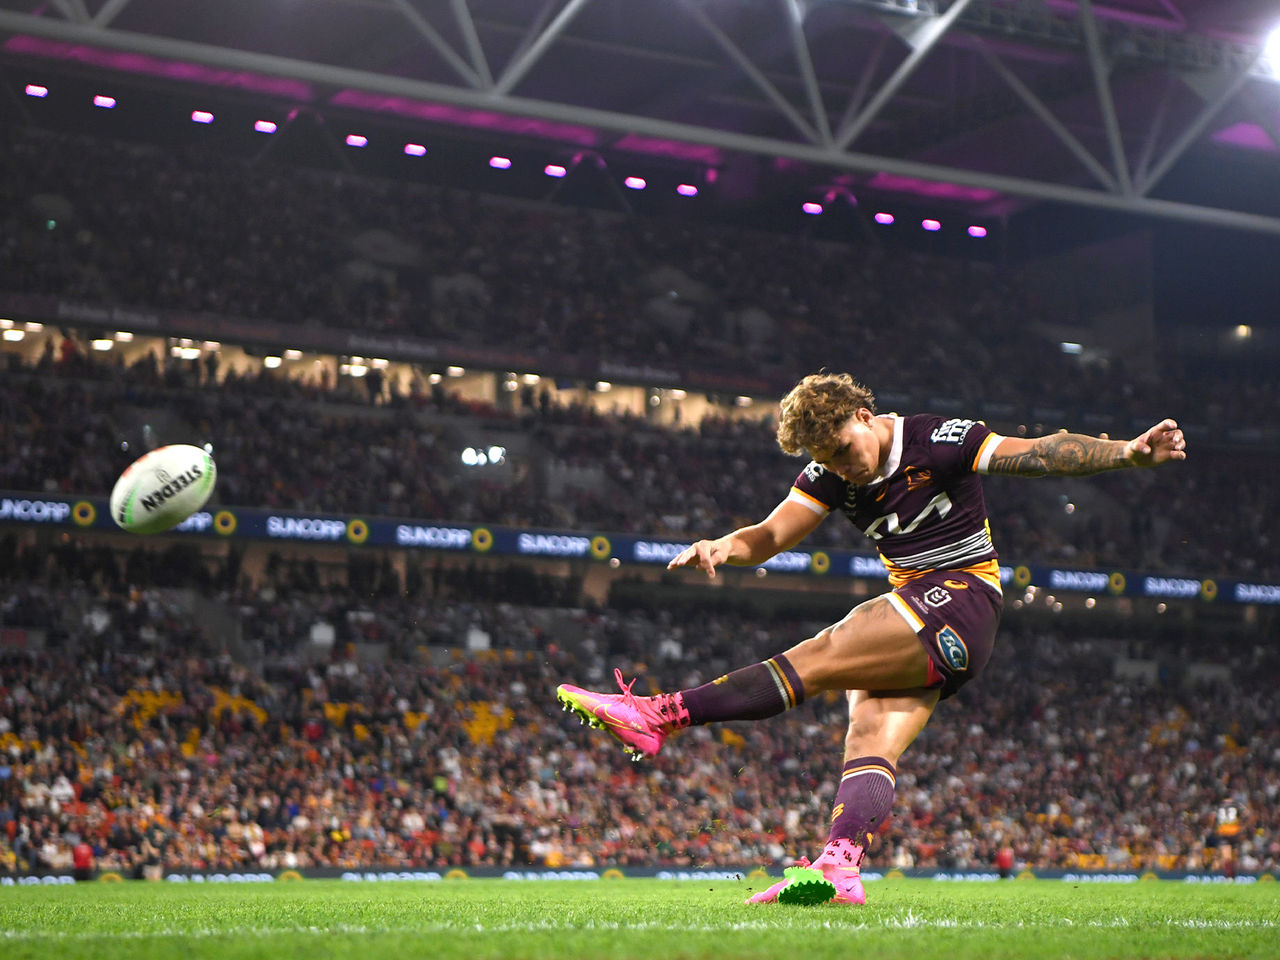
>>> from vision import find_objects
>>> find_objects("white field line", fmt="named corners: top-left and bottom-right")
top-left (2, 916), bottom-right (1278, 941)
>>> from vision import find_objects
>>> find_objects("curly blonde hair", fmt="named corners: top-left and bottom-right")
top-left (776, 373), bottom-right (877, 456)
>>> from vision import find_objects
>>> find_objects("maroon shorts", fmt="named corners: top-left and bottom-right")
top-left (885, 571), bottom-right (1002, 699)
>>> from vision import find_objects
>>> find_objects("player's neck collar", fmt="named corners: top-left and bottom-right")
top-left (866, 413), bottom-right (903, 485)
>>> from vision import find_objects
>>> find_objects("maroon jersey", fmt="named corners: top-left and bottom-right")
top-left (787, 414), bottom-right (1004, 589)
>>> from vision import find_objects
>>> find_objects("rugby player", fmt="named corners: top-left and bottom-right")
top-left (557, 372), bottom-right (1186, 905)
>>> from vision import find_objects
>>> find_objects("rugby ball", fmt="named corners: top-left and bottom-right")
top-left (110, 444), bottom-right (217, 534)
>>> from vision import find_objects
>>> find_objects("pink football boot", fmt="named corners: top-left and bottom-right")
top-left (810, 838), bottom-right (868, 905)
top-left (556, 668), bottom-right (689, 759)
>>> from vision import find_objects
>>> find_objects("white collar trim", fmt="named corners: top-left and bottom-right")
top-left (867, 414), bottom-right (903, 486)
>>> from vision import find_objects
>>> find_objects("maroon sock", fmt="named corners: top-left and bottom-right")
top-left (829, 756), bottom-right (897, 847)
top-left (680, 655), bottom-right (805, 726)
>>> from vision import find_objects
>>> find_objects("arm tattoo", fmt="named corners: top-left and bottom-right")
top-left (986, 433), bottom-right (1129, 477)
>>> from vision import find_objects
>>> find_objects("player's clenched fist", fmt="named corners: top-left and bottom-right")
top-left (667, 538), bottom-right (731, 578)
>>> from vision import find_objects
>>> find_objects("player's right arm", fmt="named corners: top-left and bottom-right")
top-left (665, 499), bottom-right (825, 579)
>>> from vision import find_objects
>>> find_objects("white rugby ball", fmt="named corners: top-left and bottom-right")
top-left (110, 444), bottom-right (217, 534)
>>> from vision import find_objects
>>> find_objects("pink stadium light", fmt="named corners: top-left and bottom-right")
top-left (544, 164), bottom-right (567, 178)
top-left (922, 219), bottom-right (942, 231)
top-left (874, 212), bottom-right (895, 225)
top-left (92, 94), bottom-right (115, 108)
top-left (676, 184), bottom-right (698, 197)
top-left (254, 120), bottom-right (277, 134)
top-left (624, 176), bottom-right (646, 190)
top-left (968, 225), bottom-right (988, 238)
top-left (802, 202), bottom-right (823, 215)
top-left (489, 156), bottom-right (512, 169)
top-left (345, 134), bottom-right (368, 147)
top-left (403, 143), bottom-right (427, 157)
top-left (190, 110), bottom-right (214, 124)
top-left (25, 84), bottom-right (48, 97)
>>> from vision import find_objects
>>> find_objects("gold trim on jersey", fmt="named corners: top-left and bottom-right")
top-left (881, 556), bottom-right (1003, 592)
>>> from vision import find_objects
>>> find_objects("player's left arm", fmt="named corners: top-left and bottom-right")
top-left (983, 419), bottom-right (1187, 477)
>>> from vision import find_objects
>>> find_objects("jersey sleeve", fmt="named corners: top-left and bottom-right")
top-left (918, 416), bottom-right (1005, 475)
top-left (786, 461), bottom-right (846, 515)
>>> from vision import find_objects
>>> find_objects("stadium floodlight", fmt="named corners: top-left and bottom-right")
top-left (489, 156), bottom-right (512, 169)
top-left (446, 365), bottom-right (465, 376)
top-left (596, 381), bottom-right (612, 392)
top-left (263, 356), bottom-right (282, 369)
top-left (676, 184), bottom-right (698, 197)
top-left (114, 331), bottom-right (133, 342)
top-left (874, 212), bottom-right (895, 224)
top-left (624, 176), bottom-right (646, 190)
top-left (25, 84), bottom-right (48, 97)
top-left (345, 134), bottom-right (368, 147)
top-left (404, 143), bottom-right (427, 156)
top-left (544, 164), bottom-right (567, 177)
top-left (93, 95), bottom-right (116, 108)
top-left (968, 225), bottom-right (988, 238)
top-left (91, 339), bottom-right (113, 351)
top-left (1267, 24), bottom-right (1280, 72)
top-left (3, 329), bottom-right (24, 341)
top-left (802, 202), bottom-right (823, 214)
top-left (922, 219), bottom-right (942, 231)
top-left (191, 110), bottom-right (214, 124)
top-left (254, 120), bottom-right (277, 134)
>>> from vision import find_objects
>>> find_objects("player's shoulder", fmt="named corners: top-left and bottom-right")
top-left (904, 413), bottom-right (987, 446)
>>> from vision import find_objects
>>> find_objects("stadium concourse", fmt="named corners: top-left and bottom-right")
top-left (1, 120), bottom-right (1277, 883)
top-left (1, 538), bottom-right (1278, 879)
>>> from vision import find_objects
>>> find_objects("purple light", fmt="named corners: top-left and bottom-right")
top-left (489, 156), bottom-right (512, 169)
top-left (190, 110), bottom-right (214, 124)
top-left (676, 184), bottom-right (698, 197)
top-left (330, 89), bottom-right (599, 146)
top-left (24, 83), bottom-right (48, 98)
top-left (922, 219), bottom-right (942, 232)
top-left (544, 164), bottom-right (567, 178)
top-left (624, 176), bottom-right (646, 190)
top-left (345, 134), bottom-right (368, 148)
top-left (5, 35), bottom-right (314, 100)
top-left (802, 202), bottom-right (823, 215)
top-left (968, 225), bottom-right (988, 238)
top-left (874, 212), bottom-right (895, 225)
top-left (93, 94), bottom-right (115, 108)
top-left (404, 143), bottom-right (427, 157)
top-left (254, 120), bottom-right (277, 134)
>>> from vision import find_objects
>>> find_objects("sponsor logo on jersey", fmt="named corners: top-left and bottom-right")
top-left (930, 418), bottom-right (976, 445)
top-left (923, 586), bottom-right (952, 607)
top-left (935, 625), bottom-right (969, 671)
top-left (803, 462), bottom-right (825, 483)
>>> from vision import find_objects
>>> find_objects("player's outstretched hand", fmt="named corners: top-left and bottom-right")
top-left (667, 539), bottom-right (731, 578)
top-left (1127, 418), bottom-right (1187, 468)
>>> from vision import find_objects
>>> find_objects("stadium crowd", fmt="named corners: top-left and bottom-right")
top-left (1, 547), bottom-right (1277, 878)
top-left (3, 339), bottom-right (1278, 579)
top-left (3, 124), bottom-right (1276, 429)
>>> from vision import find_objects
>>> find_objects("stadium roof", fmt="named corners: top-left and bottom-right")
top-left (1, 0), bottom-right (1279, 235)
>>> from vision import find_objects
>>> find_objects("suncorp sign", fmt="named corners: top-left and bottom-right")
top-left (266, 516), bottom-right (347, 541)
top-left (395, 525), bottom-right (472, 549)
top-left (516, 533), bottom-right (591, 557)
top-left (1049, 569), bottom-right (1110, 591)
top-left (0, 498), bottom-right (71, 523)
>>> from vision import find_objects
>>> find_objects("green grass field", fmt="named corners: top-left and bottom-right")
top-left (2, 878), bottom-right (1277, 960)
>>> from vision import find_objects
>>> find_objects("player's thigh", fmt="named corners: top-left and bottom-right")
top-left (842, 688), bottom-right (940, 765)
top-left (782, 594), bottom-right (932, 694)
